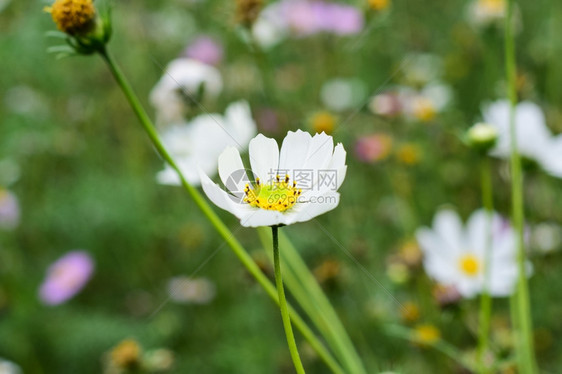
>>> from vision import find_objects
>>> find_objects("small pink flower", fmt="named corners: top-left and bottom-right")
top-left (184, 36), bottom-right (223, 66)
top-left (39, 251), bottom-right (94, 306)
top-left (355, 134), bottom-right (393, 163)
top-left (0, 189), bottom-right (20, 230)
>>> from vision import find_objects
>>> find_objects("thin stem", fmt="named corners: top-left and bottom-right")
top-left (272, 226), bottom-right (306, 374)
top-left (257, 227), bottom-right (366, 374)
top-left (477, 156), bottom-right (494, 374)
top-left (504, 1), bottom-right (537, 372)
top-left (98, 47), bottom-right (343, 374)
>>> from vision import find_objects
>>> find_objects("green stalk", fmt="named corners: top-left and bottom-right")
top-left (504, 1), bottom-right (537, 372)
top-left (272, 226), bottom-right (306, 374)
top-left (98, 47), bottom-right (344, 374)
top-left (258, 227), bottom-right (367, 374)
top-left (477, 156), bottom-right (494, 374)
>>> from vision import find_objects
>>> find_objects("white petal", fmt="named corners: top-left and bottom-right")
top-left (327, 143), bottom-right (347, 190)
top-left (433, 210), bottom-right (464, 253)
top-left (278, 130), bottom-right (312, 171)
top-left (199, 169), bottom-right (243, 215)
top-left (249, 134), bottom-right (280, 183)
top-left (465, 209), bottom-right (490, 255)
top-left (239, 209), bottom-right (286, 227)
top-left (218, 147), bottom-right (249, 195)
top-left (289, 191), bottom-right (340, 224)
top-left (224, 101), bottom-right (258, 150)
top-left (302, 132), bottom-right (334, 171)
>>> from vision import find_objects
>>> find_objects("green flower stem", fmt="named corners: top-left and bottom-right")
top-left (504, 1), bottom-right (537, 372)
top-left (258, 227), bottom-right (367, 374)
top-left (272, 226), bottom-right (306, 374)
top-left (477, 156), bottom-right (494, 374)
top-left (98, 47), bottom-right (344, 374)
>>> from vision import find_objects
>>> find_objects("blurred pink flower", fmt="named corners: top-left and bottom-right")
top-left (183, 36), bottom-right (223, 66)
top-left (254, 0), bottom-right (364, 46)
top-left (0, 189), bottom-right (20, 230)
top-left (355, 134), bottom-right (393, 163)
top-left (39, 251), bottom-right (94, 306)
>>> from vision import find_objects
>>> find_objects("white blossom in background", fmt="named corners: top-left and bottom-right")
top-left (416, 209), bottom-right (531, 298)
top-left (150, 58), bottom-right (223, 126)
top-left (467, 0), bottom-right (505, 26)
top-left (157, 101), bottom-right (257, 186)
top-left (168, 277), bottom-right (216, 304)
top-left (320, 78), bottom-right (367, 112)
top-left (0, 358), bottom-right (22, 374)
top-left (482, 100), bottom-right (562, 178)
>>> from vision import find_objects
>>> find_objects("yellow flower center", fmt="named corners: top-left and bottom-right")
top-left (459, 254), bottom-right (480, 276)
top-left (45, 0), bottom-right (96, 35)
top-left (412, 97), bottom-right (436, 122)
top-left (244, 175), bottom-right (302, 212)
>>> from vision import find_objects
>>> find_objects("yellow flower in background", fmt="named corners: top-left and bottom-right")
top-left (309, 111), bottom-right (336, 135)
top-left (45, 0), bottom-right (96, 35)
top-left (400, 302), bottom-right (420, 323)
top-left (414, 324), bottom-right (441, 345)
top-left (396, 143), bottom-right (422, 165)
top-left (368, 0), bottom-right (390, 11)
top-left (110, 339), bottom-right (141, 369)
top-left (412, 97), bottom-right (436, 122)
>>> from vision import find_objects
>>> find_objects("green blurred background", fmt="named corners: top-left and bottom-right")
top-left (2, 0), bottom-right (562, 372)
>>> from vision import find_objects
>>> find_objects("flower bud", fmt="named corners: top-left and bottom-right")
top-left (46, 0), bottom-right (96, 36)
top-left (45, 0), bottom-right (112, 55)
top-left (466, 122), bottom-right (498, 152)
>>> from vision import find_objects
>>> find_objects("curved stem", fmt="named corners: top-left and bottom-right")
top-left (504, 1), bottom-right (537, 372)
top-left (272, 226), bottom-right (306, 374)
top-left (477, 156), bottom-right (494, 374)
top-left (98, 47), bottom-right (342, 374)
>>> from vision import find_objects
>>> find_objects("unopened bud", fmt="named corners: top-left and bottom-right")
top-left (466, 122), bottom-right (498, 151)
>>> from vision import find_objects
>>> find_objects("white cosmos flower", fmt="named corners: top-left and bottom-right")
top-left (199, 130), bottom-right (347, 227)
top-left (150, 58), bottom-right (223, 126)
top-left (157, 101), bottom-right (257, 186)
top-left (482, 100), bottom-right (562, 178)
top-left (416, 209), bottom-right (531, 298)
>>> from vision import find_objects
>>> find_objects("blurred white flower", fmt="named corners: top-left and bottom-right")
top-left (467, 0), bottom-right (505, 26)
top-left (320, 78), bottom-right (367, 112)
top-left (157, 101), bottom-right (257, 186)
top-left (482, 100), bottom-right (562, 178)
top-left (403, 53), bottom-right (443, 87)
top-left (530, 223), bottom-right (561, 254)
top-left (168, 277), bottom-right (216, 304)
top-left (199, 130), bottom-right (347, 227)
top-left (150, 58), bottom-right (223, 126)
top-left (0, 358), bottom-right (21, 374)
top-left (416, 209), bottom-right (531, 298)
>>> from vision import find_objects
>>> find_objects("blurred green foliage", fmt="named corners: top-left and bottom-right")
top-left (2, 0), bottom-right (562, 373)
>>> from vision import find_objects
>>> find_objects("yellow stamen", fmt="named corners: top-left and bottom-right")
top-left (45, 0), bottom-right (96, 35)
top-left (244, 174), bottom-right (301, 212)
top-left (459, 254), bottom-right (480, 276)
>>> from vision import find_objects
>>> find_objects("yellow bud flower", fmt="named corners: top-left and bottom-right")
top-left (45, 0), bottom-right (96, 36)
top-left (110, 339), bottom-right (141, 369)
top-left (310, 111), bottom-right (337, 135)
top-left (414, 324), bottom-right (441, 345)
top-left (368, 0), bottom-right (390, 11)
top-left (396, 143), bottom-right (422, 165)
